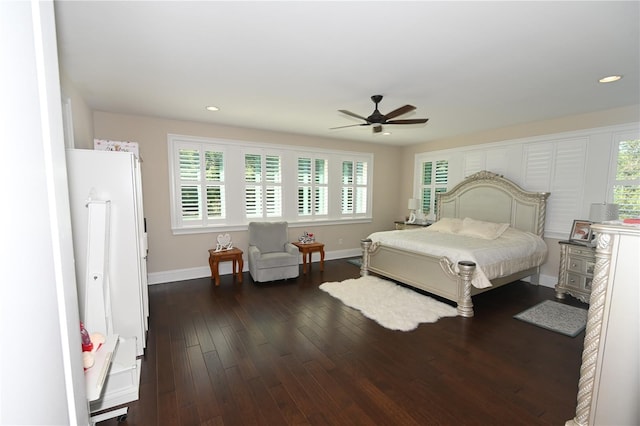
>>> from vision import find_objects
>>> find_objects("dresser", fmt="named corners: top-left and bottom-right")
top-left (555, 240), bottom-right (595, 303)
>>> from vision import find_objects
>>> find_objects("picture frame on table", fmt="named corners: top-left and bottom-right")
top-left (569, 219), bottom-right (593, 244)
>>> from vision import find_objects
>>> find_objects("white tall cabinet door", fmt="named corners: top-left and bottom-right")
top-left (66, 149), bottom-right (148, 356)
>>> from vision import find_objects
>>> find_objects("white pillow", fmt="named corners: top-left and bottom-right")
top-left (427, 217), bottom-right (463, 234)
top-left (458, 217), bottom-right (510, 240)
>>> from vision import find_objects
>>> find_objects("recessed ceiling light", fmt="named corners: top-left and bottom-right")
top-left (205, 105), bottom-right (220, 111)
top-left (598, 75), bottom-right (622, 83)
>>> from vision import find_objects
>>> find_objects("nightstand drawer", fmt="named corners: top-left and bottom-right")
top-left (567, 257), bottom-right (593, 274)
top-left (567, 245), bottom-right (595, 257)
top-left (566, 272), bottom-right (593, 293)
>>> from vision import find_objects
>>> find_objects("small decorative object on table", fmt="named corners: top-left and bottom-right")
top-left (298, 231), bottom-right (315, 243)
top-left (215, 233), bottom-right (233, 251)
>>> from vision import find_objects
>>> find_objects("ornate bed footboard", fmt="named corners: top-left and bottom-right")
top-left (360, 238), bottom-right (477, 317)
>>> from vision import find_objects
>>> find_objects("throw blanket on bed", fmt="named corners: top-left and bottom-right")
top-left (367, 227), bottom-right (547, 289)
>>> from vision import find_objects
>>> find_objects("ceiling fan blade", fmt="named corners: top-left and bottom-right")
top-left (384, 105), bottom-right (416, 120)
top-left (386, 118), bottom-right (429, 125)
top-left (372, 125), bottom-right (383, 133)
top-left (330, 123), bottom-right (369, 130)
top-left (339, 109), bottom-right (369, 121)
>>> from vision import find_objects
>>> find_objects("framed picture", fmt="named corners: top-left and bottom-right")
top-left (569, 219), bottom-right (593, 243)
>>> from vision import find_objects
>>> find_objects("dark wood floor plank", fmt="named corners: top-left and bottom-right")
top-left (220, 325), bottom-right (261, 382)
top-left (97, 259), bottom-right (585, 425)
top-left (155, 327), bottom-right (175, 395)
top-left (224, 365), bottom-right (265, 425)
top-left (186, 345), bottom-right (222, 422)
top-left (156, 390), bottom-right (180, 426)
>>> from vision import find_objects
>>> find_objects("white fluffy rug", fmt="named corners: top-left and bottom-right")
top-left (319, 275), bottom-right (458, 331)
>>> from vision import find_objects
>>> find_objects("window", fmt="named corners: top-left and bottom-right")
top-left (298, 157), bottom-right (328, 217)
top-left (245, 153), bottom-right (282, 218)
top-left (341, 160), bottom-right (368, 216)
top-left (419, 159), bottom-right (448, 215)
top-left (171, 141), bottom-right (226, 228)
top-left (612, 137), bottom-right (640, 219)
top-left (168, 134), bottom-right (373, 233)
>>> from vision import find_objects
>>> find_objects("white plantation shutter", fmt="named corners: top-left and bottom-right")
top-left (298, 157), bottom-right (312, 215)
top-left (463, 148), bottom-right (508, 177)
top-left (205, 150), bottom-right (224, 219)
top-left (179, 148), bottom-right (201, 221)
top-left (315, 158), bottom-right (328, 215)
top-left (298, 157), bottom-right (328, 216)
top-left (524, 138), bottom-right (587, 236)
top-left (175, 144), bottom-right (226, 226)
top-left (420, 159), bottom-right (448, 215)
top-left (245, 153), bottom-right (282, 218)
top-left (341, 159), bottom-right (369, 216)
top-left (168, 134), bottom-right (373, 232)
top-left (341, 161), bottom-right (354, 214)
top-left (245, 154), bottom-right (262, 218)
top-left (355, 161), bottom-right (367, 214)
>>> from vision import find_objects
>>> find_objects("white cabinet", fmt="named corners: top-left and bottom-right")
top-left (67, 149), bottom-right (149, 356)
top-left (566, 223), bottom-right (640, 426)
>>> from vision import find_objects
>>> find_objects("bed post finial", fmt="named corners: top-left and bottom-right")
top-left (360, 239), bottom-right (372, 277)
top-left (457, 261), bottom-right (476, 317)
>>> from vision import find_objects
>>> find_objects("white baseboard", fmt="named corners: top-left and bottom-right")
top-left (147, 247), bottom-right (362, 285)
top-left (521, 273), bottom-right (556, 289)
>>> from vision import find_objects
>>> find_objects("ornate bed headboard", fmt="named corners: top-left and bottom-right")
top-left (436, 171), bottom-right (550, 236)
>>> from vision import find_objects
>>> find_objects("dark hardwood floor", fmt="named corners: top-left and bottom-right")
top-left (98, 259), bottom-right (587, 425)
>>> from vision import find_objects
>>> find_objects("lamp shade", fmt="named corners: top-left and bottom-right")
top-left (589, 203), bottom-right (619, 222)
top-left (407, 198), bottom-right (419, 210)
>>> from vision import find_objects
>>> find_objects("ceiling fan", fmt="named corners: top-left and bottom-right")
top-left (331, 95), bottom-right (429, 133)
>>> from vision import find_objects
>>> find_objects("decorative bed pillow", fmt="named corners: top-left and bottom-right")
top-left (458, 217), bottom-right (510, 240)
top-left (427, 217), bottom-right (463, 234)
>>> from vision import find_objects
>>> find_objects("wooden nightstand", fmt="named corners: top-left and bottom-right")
top-left (555, 240), bottom-right (595, 303)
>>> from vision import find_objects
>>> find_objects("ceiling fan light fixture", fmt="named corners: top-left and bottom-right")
top-left (598, 75), bottom-right (622, 83)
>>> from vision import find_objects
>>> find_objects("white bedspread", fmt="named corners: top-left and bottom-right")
top-left (367, 227), bottom-right (547, 289)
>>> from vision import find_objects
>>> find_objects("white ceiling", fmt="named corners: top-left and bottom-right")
top-left (54, 1), bottom-right (640, 146)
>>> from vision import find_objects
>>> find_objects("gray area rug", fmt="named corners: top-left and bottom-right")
top-left (319, 275), bottom-right (457, 331)
top-left (514, 300), bottom-right (587, 337)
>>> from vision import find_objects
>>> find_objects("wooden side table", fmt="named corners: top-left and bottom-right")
top-left (292, 241), bottom-right (325, 274)
top-left (208, 247), bottom-right (243, 286)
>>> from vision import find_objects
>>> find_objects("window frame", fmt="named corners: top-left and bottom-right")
top-left (168, 134), bottom-right (373, 234)
top-left (297, 155), bottom-right (329, 218)
top-left (414, 154), bottom-right (450, 218)
top-left (608, 131), bottom-right (640, 219)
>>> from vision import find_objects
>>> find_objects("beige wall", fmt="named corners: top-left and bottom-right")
top-left (92, 111), bottom-right (401, 276)
top-left (396, 104), bottom-right (640, 282)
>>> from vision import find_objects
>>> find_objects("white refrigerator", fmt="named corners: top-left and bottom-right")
top-left (66, 149), bottom-right (149, 356)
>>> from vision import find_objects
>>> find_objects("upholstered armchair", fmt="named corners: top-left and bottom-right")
top-left (248, 221), bottom-right (299, 282)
